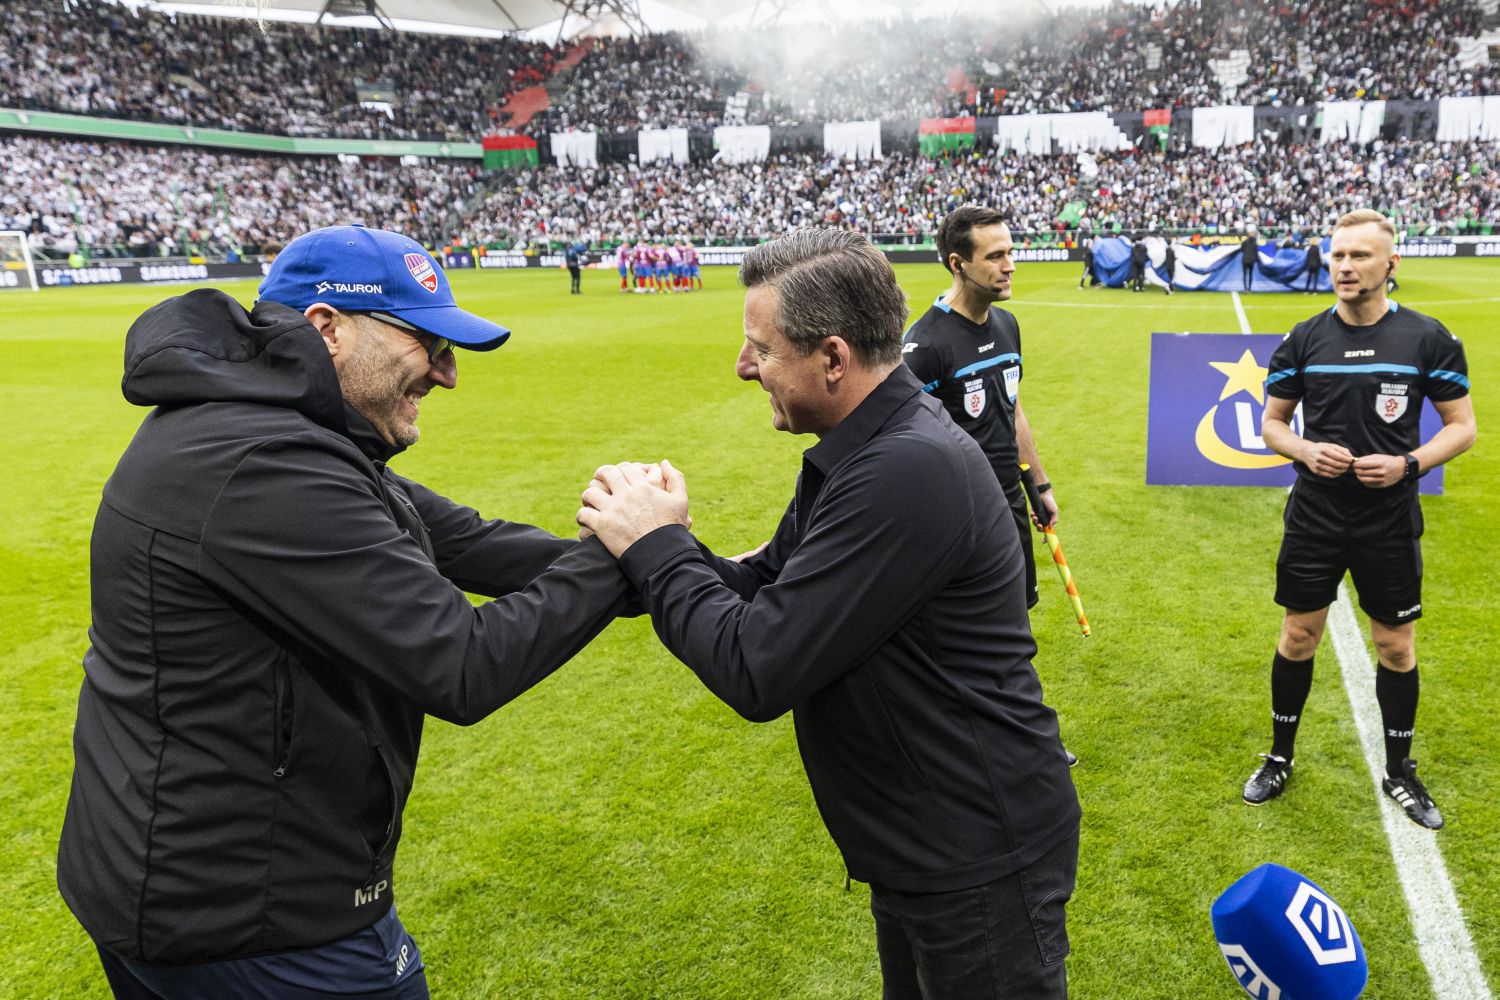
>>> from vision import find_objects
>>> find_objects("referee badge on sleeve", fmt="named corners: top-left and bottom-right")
top-left (963, 378), bottom-right (987, 417)
top-left (1376, 382), bottom-right (1409, 423)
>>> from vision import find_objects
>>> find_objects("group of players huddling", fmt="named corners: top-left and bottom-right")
top-left (615, 239), bottom-right (703, 293)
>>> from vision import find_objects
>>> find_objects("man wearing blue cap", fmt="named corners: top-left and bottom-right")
top-left (58, 226), bottom-right (636, 999)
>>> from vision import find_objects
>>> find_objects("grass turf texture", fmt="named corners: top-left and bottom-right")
top-left (2, 261), bottom-right (1494, 999)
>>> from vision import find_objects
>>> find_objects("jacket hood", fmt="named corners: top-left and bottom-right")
top-left (123, 289), bottom-right (347, 436)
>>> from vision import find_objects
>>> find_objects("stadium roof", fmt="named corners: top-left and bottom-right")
top-left (147, 0), bottom-right (1048, 40)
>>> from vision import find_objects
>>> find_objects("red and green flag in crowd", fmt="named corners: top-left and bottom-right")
top-left (482, 134), bottom-right (538, 170)
top-left (919, 117), bottom-right (976, 158)
top-left (1057, 201), bottom-right (1086, 227)
top-left (1144, 108), bottom-right (1171, 152)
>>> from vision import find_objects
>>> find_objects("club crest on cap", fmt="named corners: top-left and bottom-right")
top-left (405, 253), bottom-right (438, 293)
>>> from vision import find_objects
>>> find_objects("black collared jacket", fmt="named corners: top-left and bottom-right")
top-left (58, 289), bottom-right (634, 963)
top-left (620, 366), bottom-right (1080, 892)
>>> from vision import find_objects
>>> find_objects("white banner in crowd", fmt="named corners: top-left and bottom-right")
top-left (1436, 95), bottom-right (1500, 141)
top-left (1208, 49), bottom-right (1251, 90)
top-left (713, 125), bottom-right (771, 164)
top-left (638, 127), bottom-right (689, 165)
top-left (994, 114), bottom-right (1050, 154)
top-left (1320, 101), bottom-right (1385, 145)
top-left (823, 120), bottom-right (882, 161)
top-left (993, 112), bottom-right (1127, 155)
top-left (1051, 112), bottom-right (1129, 152)
top-left (1192, 105), bottom-right (1254, 148)
top-left (550, 131), bottom-right (598, 167)
top-left (1454, 35), bottom-right (1495, 69)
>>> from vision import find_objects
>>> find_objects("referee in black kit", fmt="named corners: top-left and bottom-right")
top-left (903, 206), bottom-right (1078, 769)
top-left (902, 206), bottom-right (1059, 611)
top-left (1241, 210), bottom-right (1476, 829)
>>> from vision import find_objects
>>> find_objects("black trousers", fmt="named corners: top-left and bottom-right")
top-left (871, 830), bottom-right (1078, 1000)
top-left (568, 264), bottom-right (581, 292)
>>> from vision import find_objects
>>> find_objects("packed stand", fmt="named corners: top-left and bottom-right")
top-left (1, 0), bottom-right (561, 140)
top-left (7, 133), bottom-right (1497, 257)
top-left (5, 0), bottom-right (1498, 142)
top-left (462, 139), bottom-right (1500, 245)
top-left (1, 135), bottom-right (483, 257)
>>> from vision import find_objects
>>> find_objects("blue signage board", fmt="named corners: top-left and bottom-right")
top-left (1147, 333), bottom-right (1443, 494)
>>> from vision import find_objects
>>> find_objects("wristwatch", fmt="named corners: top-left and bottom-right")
top-left (1036, 481), bottom-right (1053, 494)
top-left (1403, 454), bottom-right (1420, 481)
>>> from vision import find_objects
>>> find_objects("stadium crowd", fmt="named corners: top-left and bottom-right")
top-left (465, 139), bottom-right (1500, 244)
top-left (0, 135), bottom-right (483, 257)
top-left (7, 133), bottom-right (1497, 256)
top-left (4, 0), bottom-right (1497, 141)
top-left (1, 0), bottom-right (562, 140)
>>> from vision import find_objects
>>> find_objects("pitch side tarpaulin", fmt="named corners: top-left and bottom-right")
top-left (1089, 236), bottom-right (1333, 292)
top-left (919, 117), bottom-right (976, 157)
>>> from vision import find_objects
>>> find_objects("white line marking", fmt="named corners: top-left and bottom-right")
top-left (1327, 586), bottom-right (1494, 1000)
top-left (1231, 290), bottom-right (1252, 334)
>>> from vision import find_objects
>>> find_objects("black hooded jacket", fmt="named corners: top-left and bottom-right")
top-left (58, 289), bottom-right (634, 963)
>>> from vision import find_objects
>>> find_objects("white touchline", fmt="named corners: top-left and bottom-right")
top-left (1237, 299), bottom-right (1493, 1000)
top-left (1327, 587), bottom-right (1493, 1000)
top-left (1231, 290), bottom-right (1251, 335)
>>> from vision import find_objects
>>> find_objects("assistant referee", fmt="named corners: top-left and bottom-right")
top-left (1241, 209), bottom-right (1476, 829)
top-left (901, 206), bottom-right (1059, 611)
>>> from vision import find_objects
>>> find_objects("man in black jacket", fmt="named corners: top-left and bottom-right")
top-left (1130, 234), bottom-right (1149, 292)
top-left (579, 229), bottom-right (1081, 1000)
top-left (1241, 229), bottom-right (1260, 290)
top-left (58, 225), bottom-right (635, 999)
top-left (1303, 236), bottom-right (1323, 293)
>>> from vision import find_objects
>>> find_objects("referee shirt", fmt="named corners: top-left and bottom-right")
top-left (617, 365), bottom-right (1079, 892)
top-left (902, 297), bottom-right (1025, 494)
top-left (1266, 302), bottom-right (1470, 494)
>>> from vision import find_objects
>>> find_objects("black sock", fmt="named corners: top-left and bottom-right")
top-left (1376, 664), bottom-right (1420, 778)
top-left (1270, 652), bottom-right (1314, 761)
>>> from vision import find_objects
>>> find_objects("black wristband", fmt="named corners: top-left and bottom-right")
top-left (1403, 454), bottom-right (1420, 481)
top-left (1036, 481), bottom-right (1053, 494)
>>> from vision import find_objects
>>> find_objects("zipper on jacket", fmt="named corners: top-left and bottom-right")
top-left (272, 659), bottom-right (294, 778)
top-left (369, 748), bottom-right (400, 869)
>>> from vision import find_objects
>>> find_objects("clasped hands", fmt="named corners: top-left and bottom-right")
top-left (577, 461), bottom-right (691, 557)
top-left (1301, 441), bottom-right (1406, 488)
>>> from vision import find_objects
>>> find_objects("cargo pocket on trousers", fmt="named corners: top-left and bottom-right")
top-left (1018, 844), bottom-right (1076, 966)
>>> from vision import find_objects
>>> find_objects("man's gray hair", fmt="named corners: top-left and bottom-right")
top-left (739, 229), bottom-right (908, 367)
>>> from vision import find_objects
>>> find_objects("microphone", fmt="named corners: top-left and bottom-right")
top-left (1355, 262), bottom-right (1393, 296)
top-left (958, 264), bottom-right (1004, 295)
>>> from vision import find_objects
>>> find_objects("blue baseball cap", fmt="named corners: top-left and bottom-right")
top-left (258, 225), bottom-right (510, 350)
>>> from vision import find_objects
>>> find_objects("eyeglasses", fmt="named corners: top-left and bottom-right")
top-left (354, 311), bottom-right (453, 362)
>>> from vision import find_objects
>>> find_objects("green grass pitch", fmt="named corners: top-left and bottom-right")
top-left (2, 259), bottom-right (1495, 998)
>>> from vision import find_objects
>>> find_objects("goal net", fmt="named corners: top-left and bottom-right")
top-left (0, 231), bottom-right (39, 292)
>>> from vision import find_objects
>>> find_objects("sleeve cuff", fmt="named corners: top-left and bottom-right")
top-left (618, 524), bottom-right (702, 591)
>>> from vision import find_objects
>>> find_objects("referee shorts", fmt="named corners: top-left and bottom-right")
top-left (1275, 478), bottom-right (1424, 626)
top-left (1005, 483), bottom-right (1040, 610)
